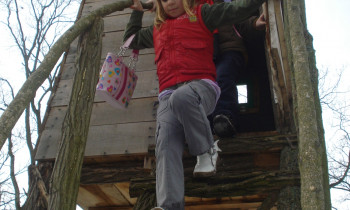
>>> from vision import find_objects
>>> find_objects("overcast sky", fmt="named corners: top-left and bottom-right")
top-left (306, 0), bottom-right (350, 70)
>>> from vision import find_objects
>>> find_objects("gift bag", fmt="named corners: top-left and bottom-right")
top-left (96, 35), bottom-right (138, 109)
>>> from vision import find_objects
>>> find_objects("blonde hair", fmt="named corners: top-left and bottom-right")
top-left (154, 0), bottom-right (197, 29)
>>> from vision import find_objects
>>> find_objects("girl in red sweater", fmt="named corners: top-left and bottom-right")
top-left (125, 0), bottom-right (264, 208)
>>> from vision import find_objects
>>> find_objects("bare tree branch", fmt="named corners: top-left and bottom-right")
top-left (330, 151), bottom-right (350, 188)
top-left (8, 136), bottom-right (20, 209)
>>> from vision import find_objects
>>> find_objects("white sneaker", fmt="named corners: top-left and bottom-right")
top-left (150, 207), bottom-right (164, 210)
top-left (193, 140), bottom-right (221, 177)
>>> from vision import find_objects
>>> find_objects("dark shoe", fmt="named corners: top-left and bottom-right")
top-left (213, 114), bottom-right (237, 137)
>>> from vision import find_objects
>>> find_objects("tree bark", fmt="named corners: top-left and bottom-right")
top-left (22, 162), bottom-right (54, 210)
top-left (283, 1), bottom-right (331, 209)
top-left (48, 17), bottom-right (103, 210)
top-left (133, 190), bottom-right (157, 210)
top-left (277, 147), bottom-right (301, 209)
top-left (302, 8), bottom-right (331, 209)
top-left (277, 187), bottom-right (301, 210)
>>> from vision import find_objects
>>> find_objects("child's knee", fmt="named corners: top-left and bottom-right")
top-left (169, 88), bottom-right (192, 111)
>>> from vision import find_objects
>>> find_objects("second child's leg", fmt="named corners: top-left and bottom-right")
top-left (212, 50), bottom-right (244, 137)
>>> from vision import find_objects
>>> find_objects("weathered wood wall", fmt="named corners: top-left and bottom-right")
top-left (36, 0), bottom-right (158, 160)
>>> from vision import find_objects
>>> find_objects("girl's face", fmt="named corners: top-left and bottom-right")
top-left (161, 0), bottom-right (185, 18)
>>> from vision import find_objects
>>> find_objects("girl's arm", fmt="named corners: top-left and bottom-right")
top-left (201, 0), bottom-right (265, 32)
top-left (123, 0), bottom-right (154, 49)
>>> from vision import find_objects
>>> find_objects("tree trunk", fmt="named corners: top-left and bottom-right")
top-left (277, 147), bottom-right (301, 209)
top-left (48, 17), bottom-right (103, 210)
top-left (22, 162), bottom-right (53, 210)
top-left (282, 1), bottom-right (331, 209)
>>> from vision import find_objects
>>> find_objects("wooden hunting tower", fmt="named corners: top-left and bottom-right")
top-left (34, 0), bottom-right (324, 209)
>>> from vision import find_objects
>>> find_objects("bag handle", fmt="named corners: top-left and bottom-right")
top-left (118, 34), bottom-right (139, 56)
top-left (118, 34), bottom-right (139, 70)
top-left (122, 34), bottom-right (136, 48)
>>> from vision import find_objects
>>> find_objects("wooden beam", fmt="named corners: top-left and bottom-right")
top-left (80, 160), bottom-right (150, 184)
top-left (148, 133), bottom-right (297, 156)
top-left (129, 170), bottom-right (300, 198)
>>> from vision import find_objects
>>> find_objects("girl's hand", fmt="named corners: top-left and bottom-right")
top-left (131, 0), bottom-right (144, 11)
top-left (255, 13), bottom-right (266, 30)
top-left (146, 0), bottom-right (157, 12)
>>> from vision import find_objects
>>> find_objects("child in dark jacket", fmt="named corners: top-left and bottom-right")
top-left (211, 10), bottom-right (266, 137)
top-left (124, 0), bottom-right (265, 209)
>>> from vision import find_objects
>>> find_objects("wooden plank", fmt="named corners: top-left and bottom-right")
top-left (85, 122), bottom-right (156, 155)
top-left (264, 0), bottom-right (290, 132)
top-left (80, 180), bottom-right (267, 209)
top-left (65, 31), bottom-right (156, 65)
top-left (268, 0), bottom-right (292, 131)
top-left (273, 0), bottom-right (292, 96)
top-left (78, 150), bottom-right (281, 185)
top-left (88, 207), bottom-right (132, 210)
top-left (35, 121), bottom-right (156, 160)
top-left (82, 0), bottom-right (131, 16)
top-left (101, 31), bottom-right (156, 58)
top-left (45, 97), bottom-right (157, 130)
top-left (273, 0), bottom-right (295, 132)
top-left (83, 153), bottom-right (146, 164)
top-left (61, 53), bottom-right (157, 82)
top-left (80, 160), bottom-right (149, 184)
top-left (77, 184), bottom-right (131, 208)
top-left (78, 186), bottom-right (103, 209)
top-left (90, 98), bottom-right (157, 126)
top-left (185, 195), bottom-right (267, 209)
top-left (60, 63), bottom-right (77, 80)
top-left (64, 38), bottom-right (79, 64)
top-left (185, 202), bottom-right (262, 209)
top-left (131, 70), bottom-right (159, 98)
top-left (50, 79), bottom-right (72, 107)
top-left (51, 69), bottom-right (158, 107)
top-left (114, 182), bottom-right (138, 204)
top-left (254, 152), bottom-right (280, 168)
top-left (219, 132), bottom-right (297, 155)
top-left (103, 12), bottom-right (155, 33)
top-left (130, 171), bottom-right (300, 198)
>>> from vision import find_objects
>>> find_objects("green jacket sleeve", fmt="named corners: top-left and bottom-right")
top-left (201, 0), bottom-right (265, 32)
top-left (123, 10), bottom-right (154, 49)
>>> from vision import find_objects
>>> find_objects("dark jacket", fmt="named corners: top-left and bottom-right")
top-left (214, 0), bottom-right (264, 61)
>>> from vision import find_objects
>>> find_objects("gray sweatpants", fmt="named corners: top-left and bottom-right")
top-left (155, 80), bottom-right (217, 210)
